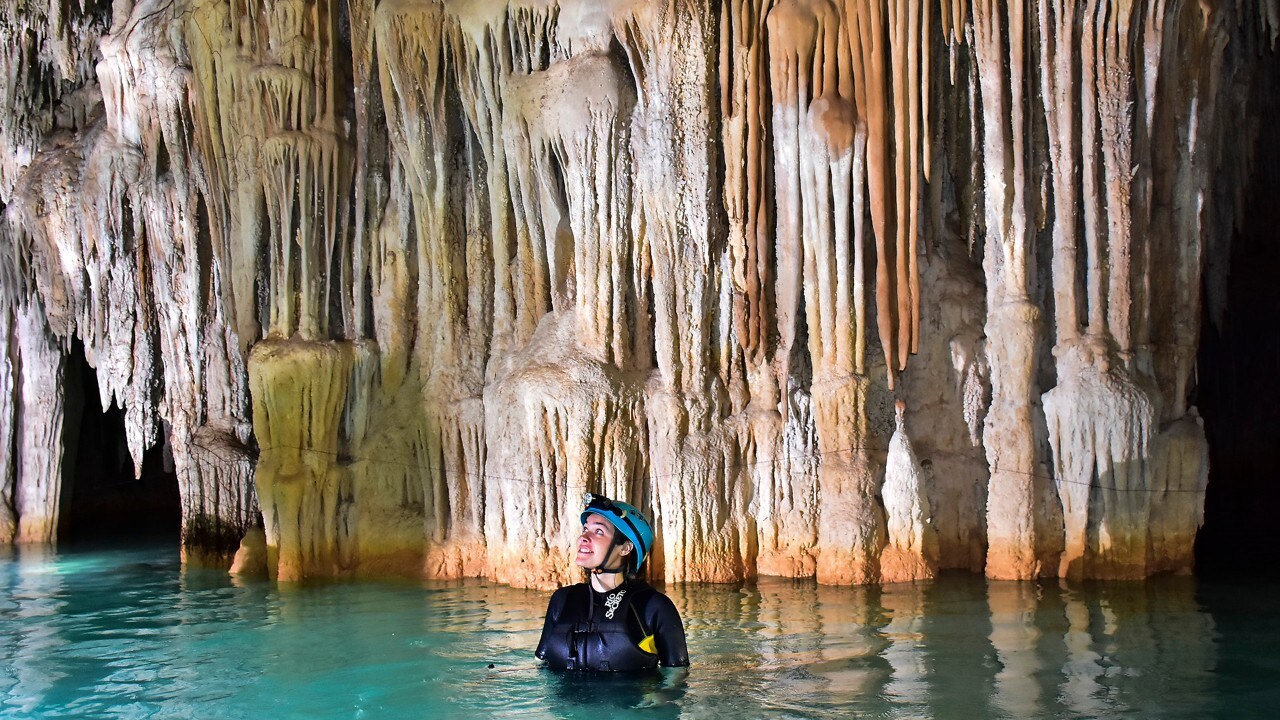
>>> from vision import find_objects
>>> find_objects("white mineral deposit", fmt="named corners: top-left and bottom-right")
top-left (4, 0), bottom-right (1266, 589)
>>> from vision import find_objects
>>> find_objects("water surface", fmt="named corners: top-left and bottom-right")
top-left (1, 543), bottom-right (1277, 719)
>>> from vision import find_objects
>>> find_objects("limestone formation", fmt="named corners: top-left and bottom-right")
top-left (0, 0), bottom-right (1268, 587)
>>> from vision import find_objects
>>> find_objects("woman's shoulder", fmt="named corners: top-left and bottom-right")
top-left (552, 582), bottom-right (588, 597)
top-left (628, 581), bottom-right (677, 609)
top-left (547, 582), bottom-right (587, 605)
top-left (628, 582), bottom-right (684, 632)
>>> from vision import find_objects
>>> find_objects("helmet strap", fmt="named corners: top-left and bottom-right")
top-left (590, 536), bottom-right (632, 576)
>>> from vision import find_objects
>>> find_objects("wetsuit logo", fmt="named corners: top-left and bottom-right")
top-left (603, 589), bottom-right (627, 619)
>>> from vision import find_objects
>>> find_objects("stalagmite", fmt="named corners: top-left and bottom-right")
top-left (880, 401), bottom-right (938, 581)
top-left (0, 0), bottom-right (1250, 587)
top-left (1044, 355), bottom-right (1155, 579)
top-left (1148, 414), bottom-right (1208, 574)
top-left (249, 340), bottom-right (354, 581)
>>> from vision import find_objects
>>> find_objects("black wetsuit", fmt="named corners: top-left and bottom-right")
top-left (536, 580), bottom-right (689, 671)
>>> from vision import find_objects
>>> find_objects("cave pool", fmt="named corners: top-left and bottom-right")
top-left (2, 542), bottom-right (1278, 719)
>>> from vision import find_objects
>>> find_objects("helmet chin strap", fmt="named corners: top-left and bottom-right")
top-left (591, 536), bottom-right (630, 575)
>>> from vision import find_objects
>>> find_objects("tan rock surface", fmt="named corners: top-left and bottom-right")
top-left (0, 0), bottom-right (1260, 586)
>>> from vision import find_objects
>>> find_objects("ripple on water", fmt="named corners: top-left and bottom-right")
top-left (3, 551), bottom-right (1280, 719)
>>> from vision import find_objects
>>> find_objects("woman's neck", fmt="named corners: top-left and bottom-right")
top-left (589, 571), bottom-right (625, 593)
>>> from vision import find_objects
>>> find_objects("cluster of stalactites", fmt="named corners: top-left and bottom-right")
top-left (0, 0), bottom-right (106, 206)
top-left (0, 1), bottom-right (125, 547)
top-left (0, 0), bottom-right (259, 554)
top-left (969, 0), bottom-right (1228, 579)
top-left (725, 0), bottom-right (942, 392)
top-left (3, 0), bottom-right (163, 469)
top-left (184, 0), bottom-right (355, 346)
top-left (228, 0), bottom-right (1223, 583)
top-left (0, 0), bottom-right (1240, 587)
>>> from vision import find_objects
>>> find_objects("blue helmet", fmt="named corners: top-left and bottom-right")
top-left (581, 493), bottom-right (654, 573)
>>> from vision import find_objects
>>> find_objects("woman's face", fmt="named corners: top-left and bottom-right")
top-left (576, 514), bottom-right (631, 570)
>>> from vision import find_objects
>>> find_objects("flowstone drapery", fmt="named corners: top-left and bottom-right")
top-left (2, 0), bottom-right (1270, 587)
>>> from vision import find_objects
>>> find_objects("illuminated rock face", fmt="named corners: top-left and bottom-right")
top-left (0, 0), bottom-right (1268, 586)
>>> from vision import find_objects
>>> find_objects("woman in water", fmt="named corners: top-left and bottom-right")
top-left (536, 494), bottom-right (689, 672)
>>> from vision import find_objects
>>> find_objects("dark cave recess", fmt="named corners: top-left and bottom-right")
top-left (58, 341), bottom-right (180, 547)
top-left (1194, 42), bottom-right (1280, 579)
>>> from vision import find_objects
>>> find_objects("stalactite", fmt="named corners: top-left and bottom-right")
top-left (0, 0), bottom-right (105, 201)
top-left (1131, 0), bottom-right (1170, 355)
top-left (1096, 0), bottom-right (1139, 358)
top-left (1039, 0), bottom-right (1081, 343)
top-left (841, 0), bottom-right (931, 379)
top-left (9, 133), bottom-right (85, 342)
top-left (886, 0), bottom-right (921, 363)
top-left (186, 0), bottom-right (354, 344)
top-left (7, 92), bottom-right (172, 494)
top-left (1262, 0), bottom-right (1280, 47)
top-left (346, 0), bottom-right (379, 341)
top-left (1149, 0), bottom-right (1226, 423)
top-left (845, 0), bottom-right (898, 378)
top-left (722, 0), bottom-right (776, 372)
top-left (448, 11), bottom-right (519, 365)
top-left (765, 0), bottom-right (816, 396)
top-left (256, 2), bottom-right (348, 340)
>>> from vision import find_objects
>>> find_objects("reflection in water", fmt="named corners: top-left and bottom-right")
top-left (881, 583), bottom-right (927, 713)
top-left (0, 546), bottom-right (1273, 719)
top-left (921, 575), bottom-right (998, 719)
top-left (665, 575), bottom-right (1231, 720)
top-left (3, 545), bottom-right (68, 716)
top-left (989, 581), bottom-right (1048, 718)
top-left (1062, 583), bottom-right (1108, 718)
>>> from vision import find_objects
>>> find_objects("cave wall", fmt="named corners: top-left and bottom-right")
top-left (0, 0), bottom-right (1273, 587)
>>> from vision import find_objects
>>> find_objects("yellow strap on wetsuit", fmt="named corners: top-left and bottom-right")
top-left (638, 634), bottom-right (657, 654)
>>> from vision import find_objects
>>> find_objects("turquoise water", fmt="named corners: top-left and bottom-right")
top-left (1, 544), bottom-right (1278, 719)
